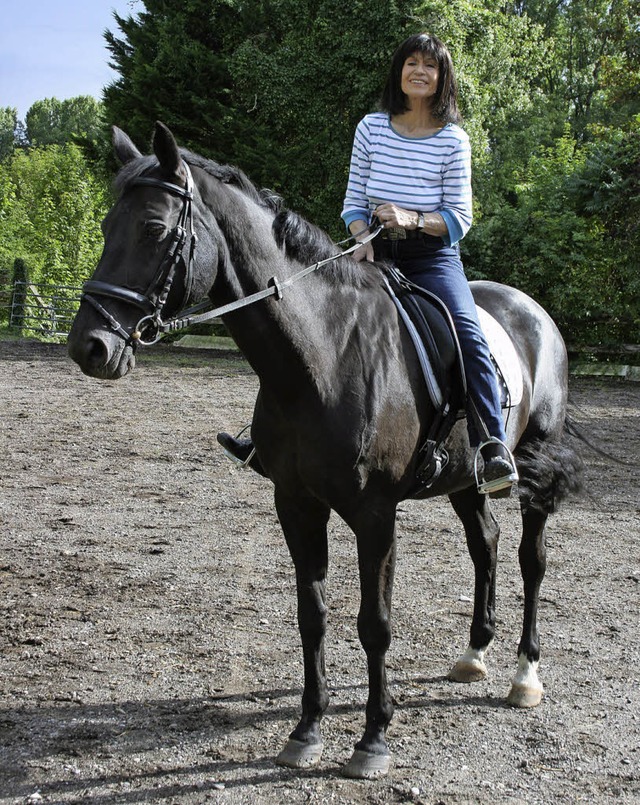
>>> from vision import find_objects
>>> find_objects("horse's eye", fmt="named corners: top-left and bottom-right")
top-left (144, 221), bottom-right (167, 239)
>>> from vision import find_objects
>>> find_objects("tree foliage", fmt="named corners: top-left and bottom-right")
top-left (2, 0), bottom-right (638, 348)
top-left (0, 144), bottom-right (108, 290)
top-left (25, 96), bottom-right (105, 147)
top-left (0, 107), bottom-right (17, 161)
top-left (104, 0), bottom-right (415, 232)
top-left (99, 0), bottom-right (640, 346)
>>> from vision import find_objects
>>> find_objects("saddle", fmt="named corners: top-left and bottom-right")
top-left (382, 266), bottom-right (523, 493)
top-left (382, 264), bottom-right (466, 490)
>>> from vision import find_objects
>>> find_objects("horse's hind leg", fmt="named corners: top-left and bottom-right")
top-left (274, 489), bottom-right (331, 769)
top-left (507, 505), bottom-right (547, 708)
top-left (447, 486), bottom-right (499, 683)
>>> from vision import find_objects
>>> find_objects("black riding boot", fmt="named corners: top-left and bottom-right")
top-left (217, 432), bottom-right (267, 477)
top-left (477, 440), bottom-right (518, 498)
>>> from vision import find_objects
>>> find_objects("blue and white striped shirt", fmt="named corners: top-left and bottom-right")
top-left (341, 112), bottom-right (472, 246)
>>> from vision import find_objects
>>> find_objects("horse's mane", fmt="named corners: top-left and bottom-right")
top-left (114, 149), bottom-right (379, 291)
top-left (272, 210), bottom-right (378, 290)
top-left (114, 149), bottom-right (281, 212)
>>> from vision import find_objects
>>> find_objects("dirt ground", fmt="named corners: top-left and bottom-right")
top-left (0, 338), bottom-right (638, 805)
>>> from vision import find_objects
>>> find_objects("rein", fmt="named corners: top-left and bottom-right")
top-left (154, 222), bottom-right (383, 340)
top-left (81, 159), bottom-right (382, 347)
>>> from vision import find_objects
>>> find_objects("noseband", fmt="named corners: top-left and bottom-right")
top-left (81, 162), bottom-right (198, 346)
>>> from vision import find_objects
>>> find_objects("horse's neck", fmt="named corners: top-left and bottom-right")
top-left (224, 259), bottom-right (338, 394)
top-left (198, 180), bottom-right (378, 400)
top-left (213, 212), bottom-right (342, 394)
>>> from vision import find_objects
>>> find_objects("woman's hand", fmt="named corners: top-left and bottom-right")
top-left (348, 219), bottom-right (375, 262)
top-left (374, 203), bottom-right (419, 230)
top-left (352, 241), bottom-right (374, 262)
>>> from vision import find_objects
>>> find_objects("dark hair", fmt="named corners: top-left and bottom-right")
top-left (380, 33), bottom-right (460, 123)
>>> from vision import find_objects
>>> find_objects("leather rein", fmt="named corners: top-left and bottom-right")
top-left (81, 160), bottom-right (382, 347)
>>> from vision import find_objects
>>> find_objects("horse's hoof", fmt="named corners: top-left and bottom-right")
top-left (508, 654), bottom-right (544, 707)
top-left (342, 749), bottom-right (391, 779)
top-left (276, 738), bottom-right (323, 769)
top-left (507, 682), bottom-right (544, 708)
top-left (447, 657), bottom-right (488, 683)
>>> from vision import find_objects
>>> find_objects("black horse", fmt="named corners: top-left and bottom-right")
top-left (68, 123), bottom-right (582, 778)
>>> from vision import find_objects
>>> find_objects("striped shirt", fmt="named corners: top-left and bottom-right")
top-left (341, 112), bottom-right (472, 246)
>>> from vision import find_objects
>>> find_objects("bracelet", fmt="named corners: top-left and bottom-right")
top-left (416, 212), bottom-right (425, 230)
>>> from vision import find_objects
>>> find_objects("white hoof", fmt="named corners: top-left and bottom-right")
top-left (507, 682), bottom-right (544, 708)
top-left (448, 645), bottom-right (489, 683)
top-left (342, 749), bottom-right (391, 779)
top-left (276, 738), bottom-right (323, 768)
top-left (507, 654), bottom-right (544, 708)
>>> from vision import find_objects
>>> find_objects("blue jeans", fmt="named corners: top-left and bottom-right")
top-left (375, 235), bottom-right (507, 447)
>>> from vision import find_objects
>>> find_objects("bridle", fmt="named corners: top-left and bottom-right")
top-left (82, 162), bottom-right (198, 346)
top-left (82, 159), bottom-right (382, 347)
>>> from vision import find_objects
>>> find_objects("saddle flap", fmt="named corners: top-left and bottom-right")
top-left (383, 266), bottom-right (466, 413)
top-left (477, 307), bottom-right (523, 407)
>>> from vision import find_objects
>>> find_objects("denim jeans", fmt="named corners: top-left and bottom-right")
top-left (375, 234), bottom-right (507, 447)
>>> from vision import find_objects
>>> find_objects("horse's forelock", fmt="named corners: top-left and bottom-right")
top-left (113, 154), bottom-right (158, 194)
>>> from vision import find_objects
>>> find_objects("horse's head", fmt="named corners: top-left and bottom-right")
top-left (68, 122), bottom-right (219, 379)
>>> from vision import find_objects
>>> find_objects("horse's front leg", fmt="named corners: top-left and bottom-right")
top-left (447, 487), bottom-right (499, 683)
top-left (342, 505), bottom-right (397, 779)
top-left (274, 488), bottom-right (331, 769)
top-left (507, 505), bottom-right (547, 707)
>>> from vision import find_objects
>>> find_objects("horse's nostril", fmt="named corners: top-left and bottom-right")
top-left (86, 337), bottom-right (108, 368)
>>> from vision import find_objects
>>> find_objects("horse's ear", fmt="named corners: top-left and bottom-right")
top-left (153, 121), bottom-right (181, 177)
top-left (112, 126), bottom-right (142, 164)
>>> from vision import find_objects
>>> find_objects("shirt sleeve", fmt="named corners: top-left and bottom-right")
top-left (341, 118), bottom-right (373, 230)
top-left (439, 130), bottom-right (473, 247)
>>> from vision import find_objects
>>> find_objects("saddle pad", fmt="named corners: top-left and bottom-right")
top-left (477, 306), bottom-right (523, 407)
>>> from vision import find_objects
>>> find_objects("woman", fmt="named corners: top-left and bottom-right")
top-left (219, 32), bottom-right (517, 495)
top-left (341, 31), bottom-right (517, 495)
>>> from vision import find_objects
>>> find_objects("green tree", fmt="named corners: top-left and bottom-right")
top-left (25, 96), bottom-right (105, 147)
top-left (514, 0), bottom-right (640, 137)
top-left (104, 0), bottom-right (246, 162)
top-left (468, 124), bottom-right (640, 346)
top-left (228, 0), bottom-right (416, 232)
top-left (0, 144), bottom-right (108, 290)
top-left (103, 0), bottom-right (415, 233)
top-left (0, 107), bottom-right (17, 161)
top-left (100, 0), bottom-right (639, 347)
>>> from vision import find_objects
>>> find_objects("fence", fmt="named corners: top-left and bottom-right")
top-left (3, 281), bottom-right (81, 338)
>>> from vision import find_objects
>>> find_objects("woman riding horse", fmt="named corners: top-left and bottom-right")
top-left (219, 33), bottom-right (519, 497)
top-left (68, 117), bottom-right (582, 778)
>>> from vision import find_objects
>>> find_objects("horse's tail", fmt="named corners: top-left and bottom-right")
top-left (515, 421), bottom-right (585, 514)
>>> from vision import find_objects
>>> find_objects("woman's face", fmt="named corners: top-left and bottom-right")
top-left (400, 52), bottom-right (439, 104)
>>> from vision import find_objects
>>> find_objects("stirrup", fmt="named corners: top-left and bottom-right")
top-left (220, 424), bottom-right (257, 469)
top-left (474, 437), bottom-right (519, 495)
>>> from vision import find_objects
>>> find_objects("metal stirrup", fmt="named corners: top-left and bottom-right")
top-left (474, 437), bottom-right (519, 493)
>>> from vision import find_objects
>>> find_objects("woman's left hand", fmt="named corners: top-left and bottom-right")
top-left (374, 203), bottom-right (418, 230)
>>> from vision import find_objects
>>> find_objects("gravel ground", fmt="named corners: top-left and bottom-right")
top-left (0, 339), bottom-right (638, 805)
